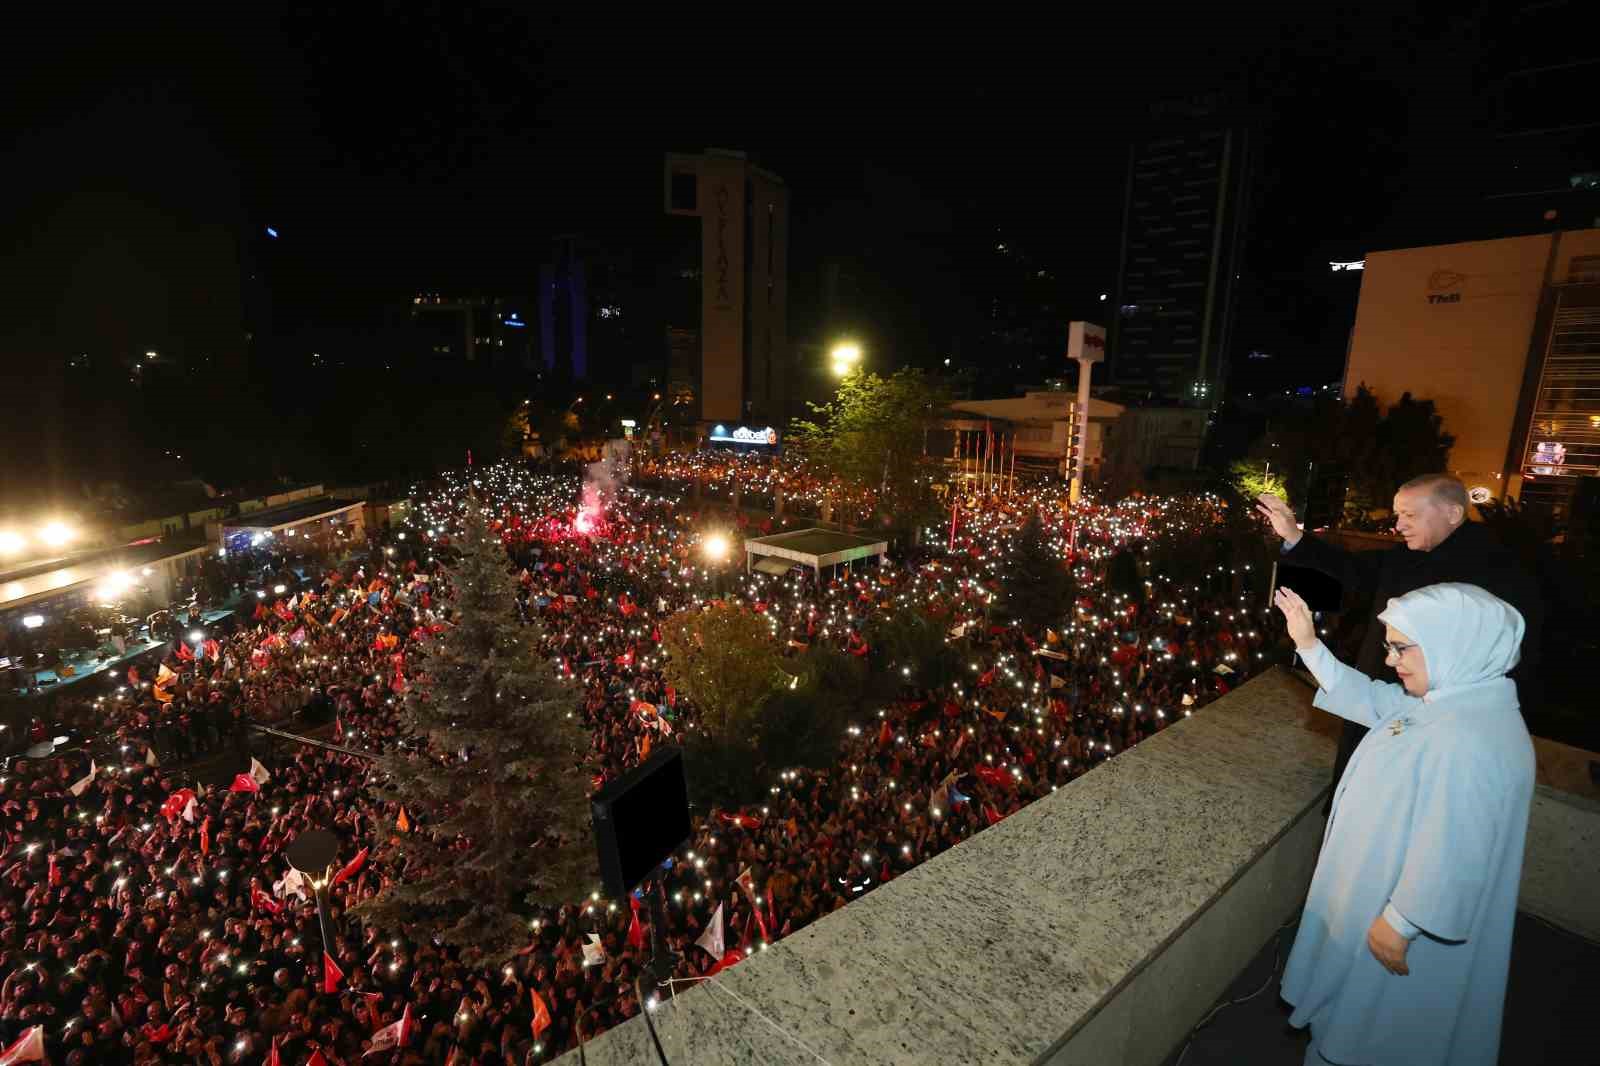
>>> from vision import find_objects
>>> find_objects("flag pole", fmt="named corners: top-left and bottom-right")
top-left (315, 862), bottom-right (333, 967)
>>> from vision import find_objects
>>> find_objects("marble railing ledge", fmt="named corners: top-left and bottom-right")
top-left (554, 668), bottom-right (1334, 1066)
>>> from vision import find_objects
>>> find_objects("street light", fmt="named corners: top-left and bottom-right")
top-left (830, 342), bottom-right (862, 378)
top-left (38, 522), bottom-right (76, 549)
top-left (0, 530), bottom-right (23, 554)
top-left (703, 534), bottom-right (729, 563)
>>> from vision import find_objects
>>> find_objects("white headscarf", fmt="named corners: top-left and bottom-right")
top-left (1377, 583), bottom-right (1525, 699)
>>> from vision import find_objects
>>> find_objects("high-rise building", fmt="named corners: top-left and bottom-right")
top-left (539, 235), bottom-right (588, 380)
top-left (406, 294), bottom-right (525, 368)
top-left (663, 150), bottom-right (789, 430)
top-left (1478, 0), bottom-right (1600, 236)
top-left (1109, 96), bottom-right (1253, 407)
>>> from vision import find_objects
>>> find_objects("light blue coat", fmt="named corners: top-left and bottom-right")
top-left (1281, 584), bottom-right (1534, 1066)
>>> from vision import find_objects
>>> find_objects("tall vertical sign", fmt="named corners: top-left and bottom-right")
top-left (1067, 321), bottom-right (1106, 505)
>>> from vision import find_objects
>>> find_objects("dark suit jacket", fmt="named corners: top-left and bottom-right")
top-left (1282, 521), bottom-right (1544, 805)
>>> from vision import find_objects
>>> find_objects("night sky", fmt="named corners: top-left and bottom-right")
top-left (3, 4), bottom-right (1501, 422)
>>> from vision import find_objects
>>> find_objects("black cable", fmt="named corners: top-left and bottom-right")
top-left (1173, 910), bottom-right (1301, 1066)
top-left (634, 975), bottom-right (672, 1066)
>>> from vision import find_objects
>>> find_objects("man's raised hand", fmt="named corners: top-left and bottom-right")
top-left (1255, 493), bottom-right (1302, 547)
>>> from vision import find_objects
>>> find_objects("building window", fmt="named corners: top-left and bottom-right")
top-left (671, 172), bottom-right (697, 212)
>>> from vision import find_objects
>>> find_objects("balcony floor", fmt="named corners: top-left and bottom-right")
top-left (1163, 912), bottom-right (1597, 1065)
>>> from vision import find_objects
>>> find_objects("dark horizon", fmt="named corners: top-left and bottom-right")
top-left (3, 2), bottom-right (1593, 501)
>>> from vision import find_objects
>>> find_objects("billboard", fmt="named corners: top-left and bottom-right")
top-left (1067, 321), bottom-right (1106, 365)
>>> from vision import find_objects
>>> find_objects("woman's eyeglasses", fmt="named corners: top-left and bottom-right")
top-left (1382, 640), bottom-right (1417, 657)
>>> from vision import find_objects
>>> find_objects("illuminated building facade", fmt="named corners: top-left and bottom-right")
top-left (1342, 227), bottom-right (1600, 527)
top-left (663, 150), bottom-right (790, 429)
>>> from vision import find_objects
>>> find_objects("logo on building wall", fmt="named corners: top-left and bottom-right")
top-left (1425, 269), bottom-right (1467, 305)
top-left (709, 425), bottom-right (779, 446)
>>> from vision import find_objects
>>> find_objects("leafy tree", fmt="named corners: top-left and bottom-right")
top-left (1106, 546), bottom-right (1145, 604)
top-left (787, 367), bottom-right (952, 531)
top-left (998, 514), bottom-right (1076, 629)
top-left (866, 607), bottom-right (960, 691)
top-left (666, 609), bottom-right (861, 808)
top-left (1239, 385), bottom-right (1453, 526)
top-left (659, 603), bottom-right (785, 739)
top-left (1228, 458), bottom-right (1287, 503)
top-left (354, 511), bottom-right (595, 965)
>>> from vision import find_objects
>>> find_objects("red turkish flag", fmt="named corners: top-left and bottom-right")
top-left (330, 847), bottom-right (368, 887)
top-left (252, 885), bottom-right (283, 915)
top-left (627, 896), bottom-right (645, 950)
top-left (323, 951), bottom-right (345, 995)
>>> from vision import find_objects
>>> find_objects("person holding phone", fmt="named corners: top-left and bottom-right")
top-left (1274, 583), bottom-right (1533, 1066)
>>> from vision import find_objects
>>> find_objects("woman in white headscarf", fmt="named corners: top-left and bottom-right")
top-left (1274, 582), bottom-right (1533, 1066)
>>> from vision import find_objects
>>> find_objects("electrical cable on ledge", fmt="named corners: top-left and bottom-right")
top-left (1173, 910), bottom-right (1301, 1066)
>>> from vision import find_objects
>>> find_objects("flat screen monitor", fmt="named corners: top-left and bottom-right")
top-left (590, 747), bottom-right (691, 898)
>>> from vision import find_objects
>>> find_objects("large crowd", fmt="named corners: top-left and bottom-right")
top-left (1, 459), bottom-right (1280, 1064)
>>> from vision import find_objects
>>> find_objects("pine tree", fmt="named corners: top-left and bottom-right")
top-left (1002, 513), bottom-right (1075, 630)
top-left (354, 508), bottom-right (595, 966)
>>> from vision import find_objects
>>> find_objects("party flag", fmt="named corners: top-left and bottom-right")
top-left (530, 988), bottom-right (552, 1039)
top-left (395, 807), bottom-right (410, 833)
top-left (694, 903), bottom-right (725, 959)
top-left (250, 757), bottom-right (272, 786)
top-left (0, 1026), bottom-right (45, 1065)
top-left (364, 1004), bottom-right (414, 1056)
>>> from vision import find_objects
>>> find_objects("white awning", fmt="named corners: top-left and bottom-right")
top-left (754, 557), bottom-right (795, 575)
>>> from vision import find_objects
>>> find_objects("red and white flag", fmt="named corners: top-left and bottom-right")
top-left (251, 884), bottom-right (283, 915)
top-left (229, 773), bottom-right (260, 794)
top-left (0, 1026), bottom-right (45, 1065)
top-left (694, 903), bottom-right (725, 959)
top-left (323, 951), bottom-right (345, 994)
top-left (734, 867), bottom-right (768, 940)
top-left (330, 847), bottom-right (368, 887)
top-left (364, 1004), bottom-right (414, 1056)
top-left (580, 933), bottom-right (606, 968)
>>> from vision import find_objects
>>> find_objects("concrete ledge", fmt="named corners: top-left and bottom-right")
top-left (555, 664), bottom-right (1598, 1066)
top-left (1520, 785), bottom-right (1600, 942)
top-left (558, 669), bottom-right (1336, 1065)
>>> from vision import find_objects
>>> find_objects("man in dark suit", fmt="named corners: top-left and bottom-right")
top-left (1257, 474), bottom-right (1543, 810)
